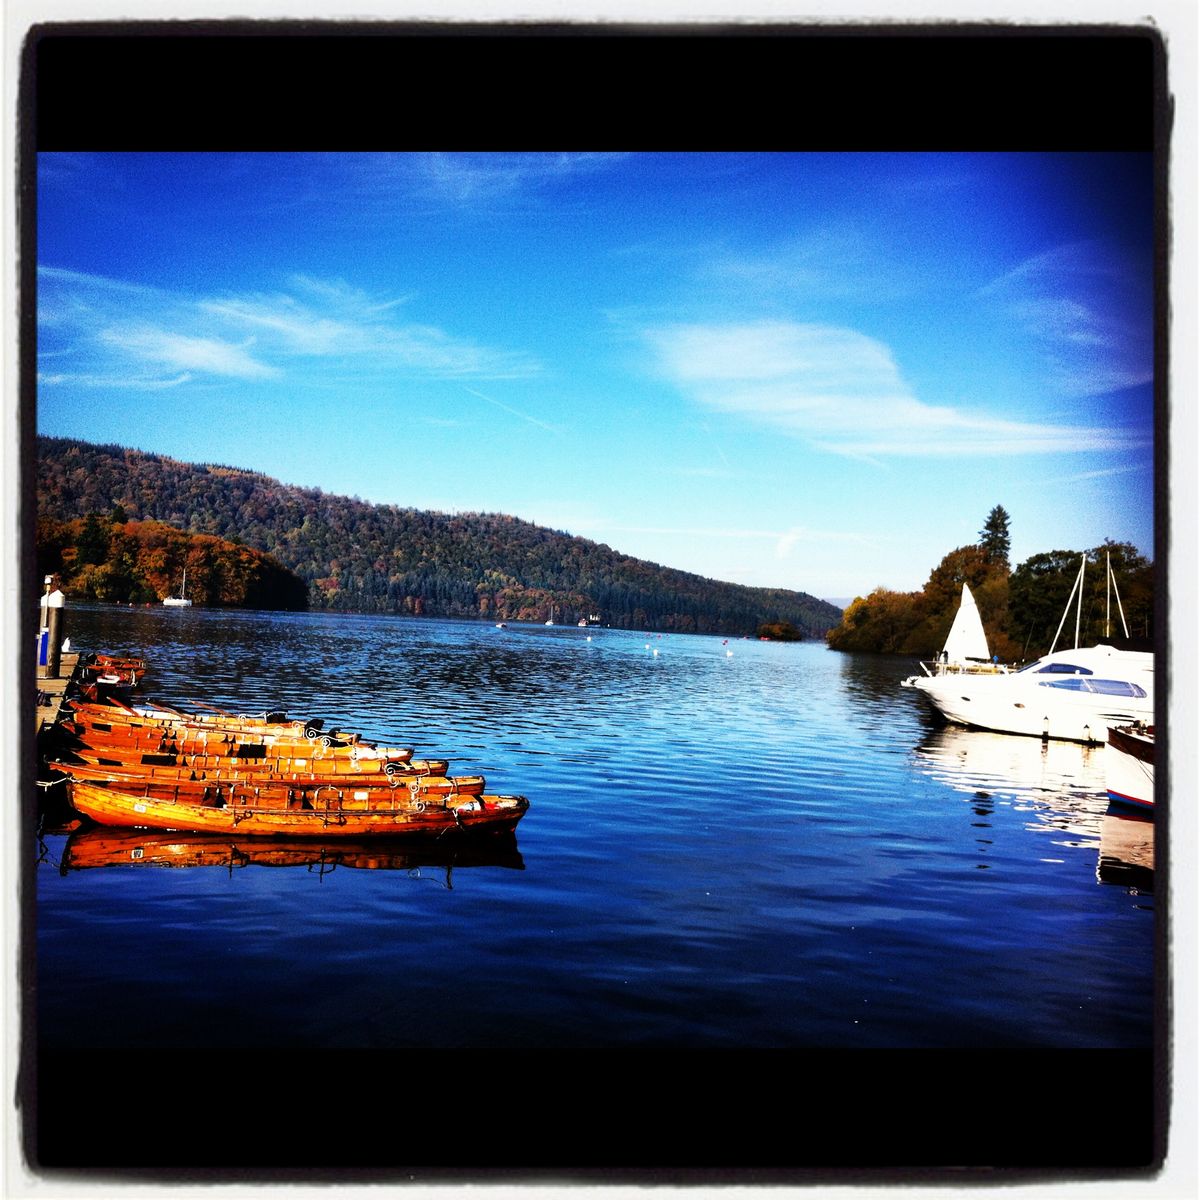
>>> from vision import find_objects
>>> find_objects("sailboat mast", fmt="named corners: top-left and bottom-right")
top-left (1108, 553), bottom-right (1130, 639)
top-left (1074, 555), bottom-right (1084, 649)
top-left (1105, 552), bottom-right (1111, 639)
top-left (1050, 555), bottom-right (1086, 654)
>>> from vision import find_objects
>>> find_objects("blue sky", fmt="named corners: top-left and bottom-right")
top-left (36, 151), bottom-right (1156, 601)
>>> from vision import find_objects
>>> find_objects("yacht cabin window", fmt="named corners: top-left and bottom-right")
top-left (1037, 678), bottom-right (1147, 697)
top-left (1018, 661), bottom-right (1095, 675)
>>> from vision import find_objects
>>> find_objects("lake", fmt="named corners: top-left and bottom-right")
top-left (29, 605), bottom-right (1161, 1175)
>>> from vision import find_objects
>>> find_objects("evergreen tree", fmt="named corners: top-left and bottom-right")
top-left (979, 505), bottom-right (1011, 569)
top-left (75, 513), bottom-right (111, 566)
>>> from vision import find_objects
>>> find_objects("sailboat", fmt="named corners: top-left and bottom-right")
top-left (544, 605), bottom-right (555, 627)
top-left (922, 583), bottom-right (994, 676)
top-left (163, 567), bottom-right (193, 608)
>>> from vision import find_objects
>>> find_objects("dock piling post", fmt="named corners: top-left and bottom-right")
top-left (39, 581), bottom-right (66, 680)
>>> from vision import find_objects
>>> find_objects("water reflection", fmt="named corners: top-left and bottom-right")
top-left (913, 724), bottom-right (1105, 804)
top-left (56, 826), bottom-right (524, 881)
top-left (1097, 808), bottom-right (1155, 893)
top-left (911, 724), bottom-right (1154, 885)
top-left (913, 723), bottom-right (1107, 841)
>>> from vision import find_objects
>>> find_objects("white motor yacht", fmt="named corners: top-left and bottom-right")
top-left (904, 642), bottom-right (1152, 743)
top-left (903, 555), bottom-right (1153, 744)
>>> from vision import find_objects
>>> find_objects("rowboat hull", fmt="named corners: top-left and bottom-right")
top-left (62, 750), bottom-right (446, 776)
top-left (59, 722), bottom-right (411, 759)
top-left (67, 779), bottom-right (529, 838)
top-left (66, 704), bottom-right (317, 740)
top-left (1105, 724), bottom-right (1155, 810)
top-left (49, 757), bottom-right (452, 785)
top-left (60, 770), bottom-right (487, 805)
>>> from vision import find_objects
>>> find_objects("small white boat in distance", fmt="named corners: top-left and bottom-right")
top-left (1106, 723), bottom-right (1154, 810)
top-left (163, 568), bottom-right (193, 607)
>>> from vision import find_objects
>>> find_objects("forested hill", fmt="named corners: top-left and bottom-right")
top-left (35, 437), bottom-right (842, 636)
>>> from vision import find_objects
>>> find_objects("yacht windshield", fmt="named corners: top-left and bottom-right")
top-left (1017, 661), bottom-right (1095, 675)
top-left (1038, 678), bottom-right (1147, 697)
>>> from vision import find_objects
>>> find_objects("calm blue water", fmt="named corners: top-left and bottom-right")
top-left (35, 605), bottom-right (1156, 1052)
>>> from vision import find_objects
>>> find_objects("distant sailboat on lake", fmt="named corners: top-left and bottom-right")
top-left (163, 567), bottom-right (193, 607)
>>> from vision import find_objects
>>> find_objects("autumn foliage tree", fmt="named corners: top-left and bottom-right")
top-left (37, 515), bottom-right (308, 610)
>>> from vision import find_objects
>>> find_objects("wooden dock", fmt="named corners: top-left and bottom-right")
top-left (36, 652), bottom-right (80, 742)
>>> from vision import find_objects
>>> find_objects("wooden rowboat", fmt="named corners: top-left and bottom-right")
top-left (59, 749), bottom-right (443, 776)
top-left (66, 700), bottom-right (342, 739)
top-left (65, 778), bottom-right (529, 838)
top-left (78, 654), bottom-right (147, 685)
top-left (65, 702), bottom-right (323, 740)
top-left (59, 717), bottom-right (403, 753)
top-left (57, 726), bottom-right (417, 765)
top-left (48, 756), bottom-right (452, 785)
top-left (53, 764), bottom-right (487, 802)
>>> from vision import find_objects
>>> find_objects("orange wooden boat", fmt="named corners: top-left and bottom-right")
top-left (78, 654), bottom-right (147, 685)
top-left (66, 699), bottom-right (339, 741)
top-left (53, 763), bottom-right (486, 802)
top-left (66, 778), bottom-right (529, 838)
top-left (59, 827), bottom-right (525, 873)
top-left (59, 715), bottom-right (403, 753)
top-left (66, 704), bottom-right (319, 739)
top-left (49, 755), bottom-right (451, 784)
top-left (59, 744), bottom-right (436, 772)
top-left (57, 725), bottom-right (417, 767)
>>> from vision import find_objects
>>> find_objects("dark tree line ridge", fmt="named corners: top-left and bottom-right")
top-left (35, 436), bottom-right (843, 636)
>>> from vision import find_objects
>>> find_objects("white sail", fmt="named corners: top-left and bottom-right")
top-left (941, 584), bottom-right (990, 665)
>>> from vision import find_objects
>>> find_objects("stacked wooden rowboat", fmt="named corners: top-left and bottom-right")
top-left (48, 696), bottom-right (529, 838)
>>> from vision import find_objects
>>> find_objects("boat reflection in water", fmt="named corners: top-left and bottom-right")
top-left (1096, 807), bottom-right (1154, 894)
top-left (913, 724), bottom-right (1106, 816)
top-left (59, 826), bottom-right (525, 883)
top-left (911, 724), bottom-right (1152, 887)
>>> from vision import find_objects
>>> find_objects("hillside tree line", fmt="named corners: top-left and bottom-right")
top-left (35, 437), bottom-right (842, 636)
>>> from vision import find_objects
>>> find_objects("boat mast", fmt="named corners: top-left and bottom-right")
top-left (1049, 555), bottom-right (1087, 654)
top-left (1105, 553), bottom-right (1110, 639)
top-left (1107, 552), bottom-right (1130, 640)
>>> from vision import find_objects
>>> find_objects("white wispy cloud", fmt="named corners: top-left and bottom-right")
top-left (409, 152), bottom-right (627, 206)
top-left (37, 265), bottom-right (541, 388)
top-left (100, 325), bottom-right (278, 379)
top-left (704, 224), bottom-right (918, 304)
top-left (645, 319), bottom-right (1144, 458)
top-left (38, 371), bottom-right (194, 390)
top-left (980, 240), bottom-right (1152, 399)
